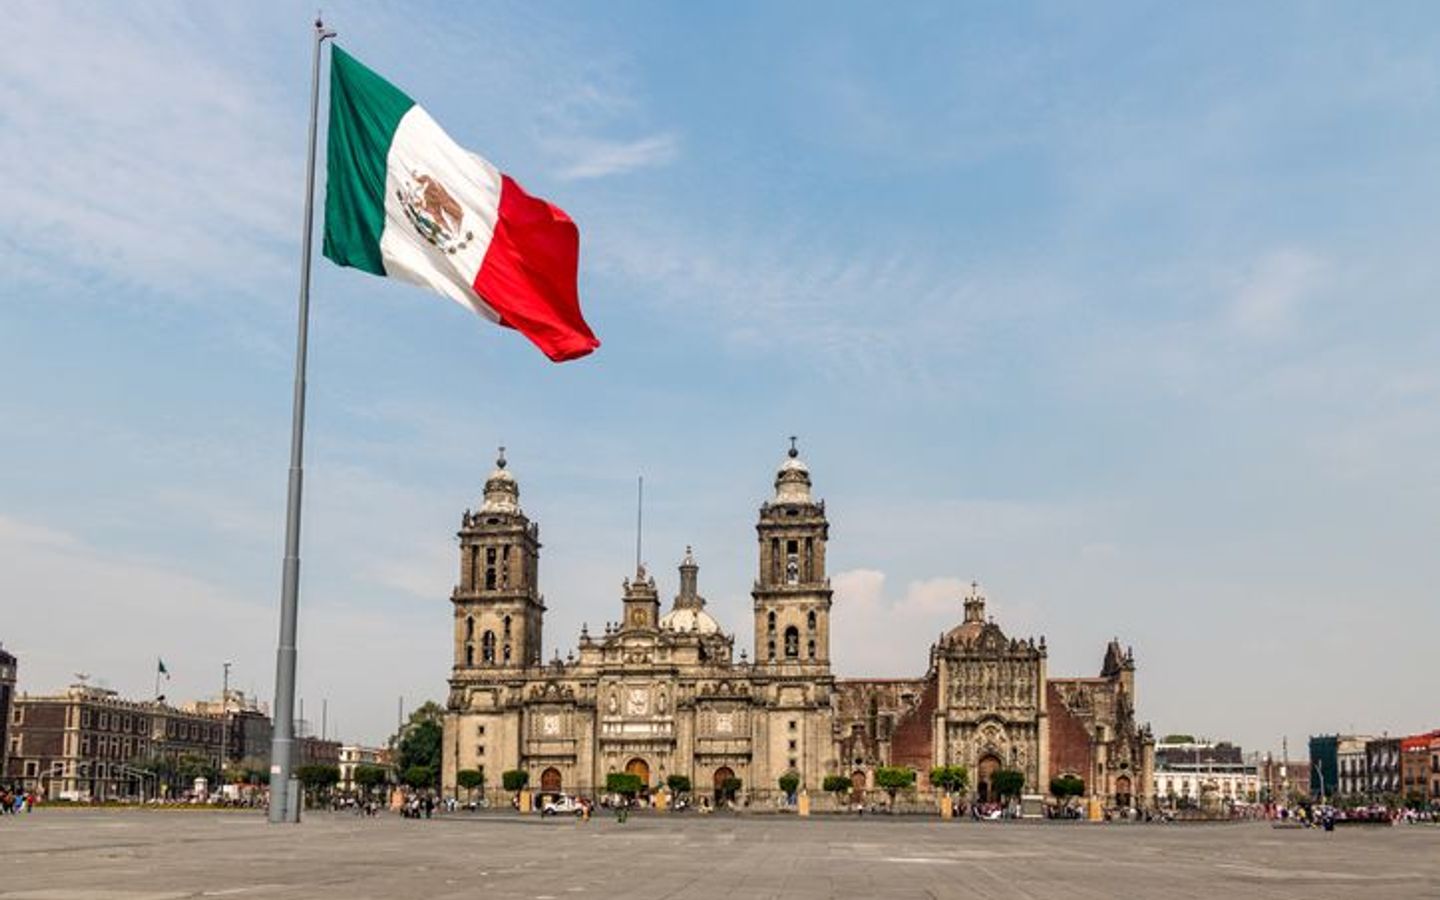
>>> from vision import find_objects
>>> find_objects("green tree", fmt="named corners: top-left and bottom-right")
top-left (232, 755), bottom-right (270, 785)
top-left (175, 752), bottom-right (219, 787)
top-left (1162, 734), bottom-right (1195, 744)
top-left (992, 769), bottom-right (1025, 801)
top-left (607, 772), bottom-right (643, 797)
top-left (455, 768), bottom-right (484, 803)
top-left (354, 764), bottom-right (389, 795)
top-left (823, 775), bottom-right (853, 803)
top-left (929, 765), bottom-right (969, 795)
top-left (390, 701), bottom-right (444, 778)
top-left (297, 764), bottom-right (340, 805)
top-left (719, 776), bottom-right (742, 801)
top-left (403, 765), bottom-right (436, 790)
top-left (126, 754), bottom-right (182, 798)
top-left (874, 766), bottom-right (916, 808)
top-left (665, 774), bottom-right (692, 795)
top-left (1050, 774), bottom-right (1085, 799)
top-left (501, 768), bottom-right (529, 805)
top-left (778, 772), bottom-right (801, 798)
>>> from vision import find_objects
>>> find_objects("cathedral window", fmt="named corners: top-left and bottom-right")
top-left (806, 610), bottom-right (816, 630)
top-left (784, 627), bottom-right (799, 658)
top-left (465, 616), bottom-right (474, 640)
top-left (770, 538), bottom-right (780, 581)
top-left (807, 639), bottom-right (816, 659)
top-left (805, 537), bottom-right (814, 580)
top-left (485, 567), bottom-right (497, 590)
top-left (482, 631), bottom-right (496, 664)
top-left (503, 615), bottom-right (512, 638)
top-left (465, 644), bottom-right (474, 666)
top-left (503, 644), bottom-right (512, 663)
top-left (785, 540), bottom-right (800, 584)
top-left (767, 640), bottom-right (776, 661)
top-left (767, 611), bottom-right (776, 632)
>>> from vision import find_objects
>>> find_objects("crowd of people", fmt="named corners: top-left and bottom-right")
top-left (1, 789), bottom-right (35, 815)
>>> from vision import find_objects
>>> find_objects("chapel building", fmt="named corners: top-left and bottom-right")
top-left (442, 444), bottom-right (1154, 806)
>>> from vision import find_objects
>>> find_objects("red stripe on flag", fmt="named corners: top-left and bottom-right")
top-left (472, 175), bottom-right (599, 362)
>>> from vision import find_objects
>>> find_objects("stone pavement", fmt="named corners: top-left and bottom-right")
top-left (1, 810), bottom-right (1437, 900)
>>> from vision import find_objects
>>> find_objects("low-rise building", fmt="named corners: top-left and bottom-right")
top-left (183, 691), bottom-right (273, 769)
top-left (1335, 734), bottom-right (1374, 799)
top-left (0, 646), bottom-right (16, 782)
top-left (338, 744), bottom-right (393, 793)
top-left (1365, 737), bottom-right (1401, 799)
top-left (1400, 732), bottom-right (1439, 806)
top-left (1309, 735), bottom-right (1338, 800)
top-left (1154, 738), bottom-right (1261, 806)
top-left (299, 736), bottom-right (341, 767)
top-left (6, 684), bottom-right (226, 800)
top-left (1258, 754), bottom-right (1310, 805)
top-left (1429, 734), bottom-right (1440, 804)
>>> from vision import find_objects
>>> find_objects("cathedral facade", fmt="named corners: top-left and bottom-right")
top-left (441, 445), bottom-right (1154, 807)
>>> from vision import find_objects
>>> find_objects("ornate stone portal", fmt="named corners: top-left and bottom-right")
top-left (442, 445), bottom-right (1154, 807)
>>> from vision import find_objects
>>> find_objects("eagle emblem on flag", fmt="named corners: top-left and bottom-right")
top-left (397, 171), bottom-right (474, 254)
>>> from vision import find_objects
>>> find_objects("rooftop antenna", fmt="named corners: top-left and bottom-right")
top-left (635, 475), bottom-right (644, 574)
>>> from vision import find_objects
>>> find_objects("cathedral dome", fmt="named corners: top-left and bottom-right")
top-left (944, 582), bottom-right (989, 643)
top-left (479, 447), bottom-right (520, 514)
top-left (659, 606), bottom-right (723, 635)
top-left (774, 438), bottom-right (812, 503)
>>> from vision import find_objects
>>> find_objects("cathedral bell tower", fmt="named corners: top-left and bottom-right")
top-left (452, 449), bottom-right (544, 671)
top-left (753, 439), bottom-right (832, 668)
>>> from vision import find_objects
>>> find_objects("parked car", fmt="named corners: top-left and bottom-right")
top-left (542, 794), bottom-right (584, 816)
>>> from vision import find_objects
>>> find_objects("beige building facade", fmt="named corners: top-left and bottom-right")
top-left (442, 445), bottom-right (1153, 807)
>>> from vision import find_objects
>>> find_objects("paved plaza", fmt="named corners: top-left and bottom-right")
top-left (1, 810), bottom-right (1437, 900)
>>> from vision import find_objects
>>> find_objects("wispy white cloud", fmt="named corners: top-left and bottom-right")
top-left (0, 512), bottom-right (271, 700)
top-left (550, 132), bottom-right (679, 180)
top-left (0, 5), bottom-right (298, 303)
top-left (1227, 248), bottom-right (1323, 338)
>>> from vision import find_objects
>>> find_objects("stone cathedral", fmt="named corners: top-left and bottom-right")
top-left (442, 444), bottom-right (1155, 807)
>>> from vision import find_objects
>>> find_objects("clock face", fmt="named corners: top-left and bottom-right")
top-left (626, 688), bottom-right (648, 716)
top-left (542, 714), bottom-right (560, 736)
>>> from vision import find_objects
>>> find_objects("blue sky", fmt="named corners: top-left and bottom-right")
top-left (3, 1), bottom-right (1438, 752)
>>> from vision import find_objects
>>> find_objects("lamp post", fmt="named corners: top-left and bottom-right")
top-left (220, 661), bottom-right (232, 793)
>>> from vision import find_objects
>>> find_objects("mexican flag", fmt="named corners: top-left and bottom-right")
top-left (322, 47), bottom-right (599, 362)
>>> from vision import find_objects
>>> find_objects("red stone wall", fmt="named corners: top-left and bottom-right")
top-left (1046, 682), bottom-right (1093, 787)
top-left (891, 677), bottom-right (937, 780)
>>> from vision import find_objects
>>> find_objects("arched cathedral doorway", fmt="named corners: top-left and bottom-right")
top-left (625, 757), bottom-right (651, 791)
top-left (976, 754), bottom-right (1002, 802)
top-left (1114, 775), bottom-right (1133, 808)
top-left (713, 766), bottom-right (736, 802)
top-left (540, 767), bottom-right (562, 794)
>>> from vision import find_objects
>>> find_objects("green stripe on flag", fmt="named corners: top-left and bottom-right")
top-left (323, 46), bottom-right (415, 275)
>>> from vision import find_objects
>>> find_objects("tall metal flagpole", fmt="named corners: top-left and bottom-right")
top-left (269, 16), bottom-right (335, 825)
